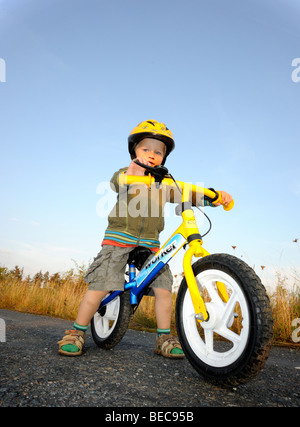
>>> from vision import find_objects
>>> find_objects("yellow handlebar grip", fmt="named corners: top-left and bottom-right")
top-left (223, 199), bottom-right (234, 211)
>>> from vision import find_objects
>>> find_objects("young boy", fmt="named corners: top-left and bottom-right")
top-left (58, 120), bottom-right (232, 358)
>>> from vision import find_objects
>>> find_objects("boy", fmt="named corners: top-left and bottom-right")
top-left (58, 120), bottom-right (232, 357)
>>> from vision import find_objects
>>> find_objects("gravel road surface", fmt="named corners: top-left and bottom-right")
top-left (0, 309), bottom-right (299, 408)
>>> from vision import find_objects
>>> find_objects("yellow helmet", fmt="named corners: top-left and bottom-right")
top-left (128, 120), bottom-right (175, 164)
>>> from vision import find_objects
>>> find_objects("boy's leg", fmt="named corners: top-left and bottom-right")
top-left (58, 245), bottom-right (133, 355)
top-left (58, 290), bottom-right (108, 355)
top-left (152, 287), bottom-right (172, 330)
top-left (153, 288), bottom-right (184, 358)
top-left (76, 290), bottom-right (108, 326)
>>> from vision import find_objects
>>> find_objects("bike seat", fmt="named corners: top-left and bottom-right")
top-left (127, 246), bottom-right (152, 270)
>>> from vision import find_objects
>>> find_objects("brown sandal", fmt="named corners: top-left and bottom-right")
top-left (57, 329), bottom-right (85, 356)
top-left (154, 334), bottom-right (185, 359)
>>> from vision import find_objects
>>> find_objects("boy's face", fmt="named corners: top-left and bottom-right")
top-left (135, 138), bottom-right (166, 167)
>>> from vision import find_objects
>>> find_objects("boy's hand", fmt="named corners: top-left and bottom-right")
top-left (125, 157), bottom-right (152, 176)
top-left (214, 191), bottom-right (233, 208)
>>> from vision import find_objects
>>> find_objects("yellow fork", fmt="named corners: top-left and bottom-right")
top-left (183, 242), bottom-right (209, 321)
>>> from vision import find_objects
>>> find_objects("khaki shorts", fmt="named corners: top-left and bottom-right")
top-left (85, 245), bottom-right (173, 294)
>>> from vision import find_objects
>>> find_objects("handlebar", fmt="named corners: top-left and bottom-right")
top-left (133, 159), bottom-right (169, 182)
top-left (119, 161), bottom-right (234, 211)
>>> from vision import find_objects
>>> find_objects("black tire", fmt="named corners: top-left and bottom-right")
top-left (175, 254), bottom-right (273, 387)
top-left (91, 291), bottom-right (132, 349)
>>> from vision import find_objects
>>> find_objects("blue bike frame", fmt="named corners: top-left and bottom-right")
top-left (98, 233), bottom-right (186, 311)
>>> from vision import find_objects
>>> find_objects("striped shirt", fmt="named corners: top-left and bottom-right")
top-left (102, 230), bottom-right (160, 253)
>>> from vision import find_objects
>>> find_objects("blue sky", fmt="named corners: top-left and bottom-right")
top-left (0, 0), bottom-right (299, 288)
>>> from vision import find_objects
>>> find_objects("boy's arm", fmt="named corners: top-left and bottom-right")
top-left (110, 167), bottom-right (128, 193)
top-left (125, 158), bottom-right (151, 176)
top-left (110, 158), bottom-right (152, 192)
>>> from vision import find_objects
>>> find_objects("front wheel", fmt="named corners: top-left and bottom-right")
top-left (91, 291), bottom-right (132, 349)
top-left (176, 254), bottom-right (273, 386)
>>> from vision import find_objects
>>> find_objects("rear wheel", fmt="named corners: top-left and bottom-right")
top-left (91, 292), bottom-right (132, 349)
top-left (176, 254), bottom-right (273, 386)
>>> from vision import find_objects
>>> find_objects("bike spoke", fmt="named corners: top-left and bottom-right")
top-left (204, 329), bottom-right (214, 355)
top-left (100, 317), bottom-right (110, 334)
top-left (105, 303), bottom-right (119, 320)
top-left (216, 325), bottom-right (241, 345)
top-left (220, 292), bottom-right (238, 325)
top-left (204, 279), bottom-right (225, 308)
top-left (94, 297), bottom-right (120, 338)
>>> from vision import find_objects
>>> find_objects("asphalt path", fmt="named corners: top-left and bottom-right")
top-left (0, 309), bottom-right (299, 408)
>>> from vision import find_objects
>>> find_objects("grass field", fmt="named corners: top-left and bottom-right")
top-left (0, 264), bottom-right (299, 345)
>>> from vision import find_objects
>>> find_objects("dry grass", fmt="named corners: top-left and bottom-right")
top-left (0, 265), bottom-right (299, 345)
top-left (268, 272), bottom-right (300, 344)
top-left (0, 265), bottom-right (88, 320)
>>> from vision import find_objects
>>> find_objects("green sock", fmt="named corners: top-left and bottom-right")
top-left (157, 328), bottom-right (183, 355)
top-left (61, 323), bottom-right (88, 353)
top-left (157, 328), bottom-right (171, 337)
top-left (73, 322), bottom-right (88, 333)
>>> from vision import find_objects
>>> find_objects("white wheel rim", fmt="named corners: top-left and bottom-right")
top-left (182, 269), bottom-right (250, 368)
top-left (93, 296), bottom-right (120, 339)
